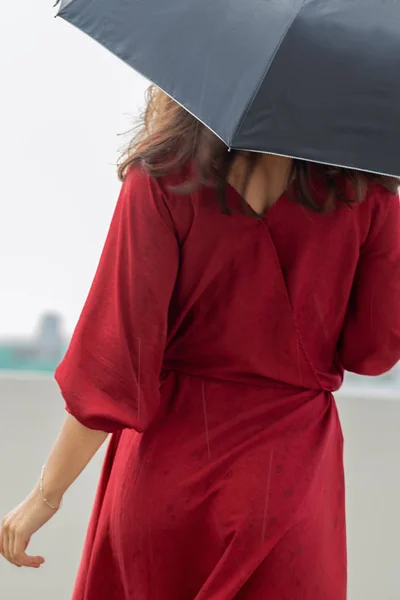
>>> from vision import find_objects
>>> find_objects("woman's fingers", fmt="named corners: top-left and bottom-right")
top-left (1, 520), bottom-right (13, 564)
top-left (0, 518), bottom-right (44, 568)
top-left (13, 534), bottom-right (26, 567)
top-left (3, 522), bottom-right (20, 567)
top-left (1, 519), bottom-right (10, 561)
top-left (1, 489), bottom-right (56, 569)
top-left (0, 521), bottom-right (4, 557)
top-left (13, 535), bottom-right (44, 568)
top-left (9, 530), bottom-right (18, 566)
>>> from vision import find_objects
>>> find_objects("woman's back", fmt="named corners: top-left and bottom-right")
top-left (160, 167), bottom-right (400, 390)
top-left (54, 164), bottom-right (400, 600)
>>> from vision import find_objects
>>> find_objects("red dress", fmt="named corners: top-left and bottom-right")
top-left (55, 166), bottom-right (400, 600)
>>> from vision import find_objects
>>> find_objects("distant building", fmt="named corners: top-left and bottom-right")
top-left (0, 312), bottom-right (68, 374)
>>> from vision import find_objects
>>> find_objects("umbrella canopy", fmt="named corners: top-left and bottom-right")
top-left (57, 0), bottom-right (400, 177)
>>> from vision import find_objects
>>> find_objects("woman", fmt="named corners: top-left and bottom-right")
top-left (1, 86), bottom-right (400, 599)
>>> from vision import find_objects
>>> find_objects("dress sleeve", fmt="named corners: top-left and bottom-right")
top-left (338, 188), bottom-right (400, 376)
top-left (54, 167), bottom-right (179, 433)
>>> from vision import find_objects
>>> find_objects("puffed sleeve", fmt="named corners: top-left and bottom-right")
top-left (338, 188), bottom-right (400, 376)
top-left (54, 167), bottom-right (179, 432)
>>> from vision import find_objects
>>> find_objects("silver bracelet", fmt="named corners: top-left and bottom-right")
top-left (40, 465), bottom-right (63, 511)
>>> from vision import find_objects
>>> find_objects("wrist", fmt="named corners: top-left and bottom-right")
top-left (33, 467), bottom-right (64, 510)
top-left (33, 482), bottom-right (64, 507)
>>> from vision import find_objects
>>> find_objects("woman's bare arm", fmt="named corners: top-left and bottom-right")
top-left (36, 413), bottom-right (108, 505)
top-left (0, 414), bottom-right (108, 568)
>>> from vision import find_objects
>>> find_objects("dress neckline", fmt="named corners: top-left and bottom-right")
top-left (225, 180), bottom-right (291, 220)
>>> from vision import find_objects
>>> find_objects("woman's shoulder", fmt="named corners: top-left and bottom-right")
top-left (360, 179), bottom-right (399, 223)
top-left (364, 178), bottom-right (399, 203)
top-left (123, 163), bottom-right (196, 246)
top-left (352, 178), bottom-right (399, 248)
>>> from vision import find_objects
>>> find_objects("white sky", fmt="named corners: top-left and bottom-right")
top-left (0, 1), bottom-right (147, 337)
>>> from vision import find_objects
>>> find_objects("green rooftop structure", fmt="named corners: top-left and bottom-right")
top-left (0, 312), bottom-right (68, 374)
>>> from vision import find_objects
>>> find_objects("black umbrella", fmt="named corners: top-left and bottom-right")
top-left (56, 0), bottom-right (400, 177)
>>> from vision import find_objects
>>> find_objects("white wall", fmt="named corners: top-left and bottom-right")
top-left (0, 375), bottom-right (399, 599)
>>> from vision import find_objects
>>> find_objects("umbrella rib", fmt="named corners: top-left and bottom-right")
top-left (232, 0), bottom-right (307, 145)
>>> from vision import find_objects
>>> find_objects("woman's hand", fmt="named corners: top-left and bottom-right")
top-left (0, 485), bottom-right (59, 568)
top-left (0, 413), bottom-right (108, 569)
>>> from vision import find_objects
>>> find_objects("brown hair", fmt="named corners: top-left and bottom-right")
top-left (118, 86), bottom-right (399, 214)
